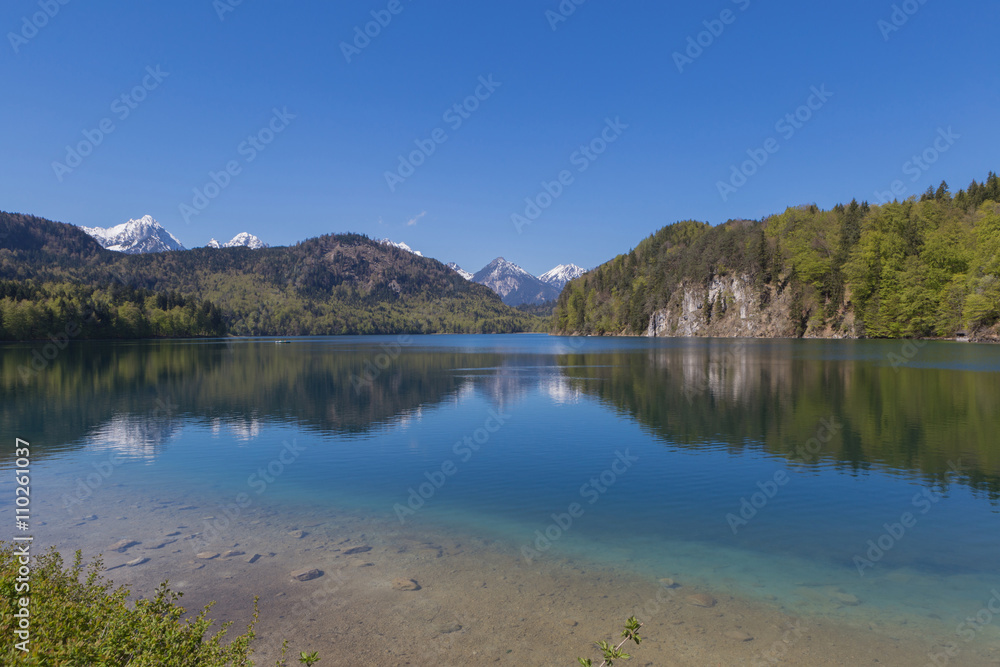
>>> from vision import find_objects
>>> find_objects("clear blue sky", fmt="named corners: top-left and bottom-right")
top-left (2, 1), bottom-right (997, 276)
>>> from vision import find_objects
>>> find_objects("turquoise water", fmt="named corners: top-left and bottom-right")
top-left (2, 334), bottom-right (1000, 651)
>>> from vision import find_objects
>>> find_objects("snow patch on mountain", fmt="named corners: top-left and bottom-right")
top-left (224, 232), bottom-right (267, 249)
top-left (447, 262), bottom-right (473, 280)
top-left (378, 238), bottom-right (423, 256)
top-left (539, 263), bottom-right (587, 290)
top-left (80, 215), bottom-right (185, 254)
top-left (204, 233), bottom-right (268, 249)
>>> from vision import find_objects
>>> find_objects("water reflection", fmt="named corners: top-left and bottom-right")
top-left (2, 336), bottom-right (998, 498)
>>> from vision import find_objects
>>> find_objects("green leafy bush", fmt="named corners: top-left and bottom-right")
top-left (0, 543), bottom-right (261, 666)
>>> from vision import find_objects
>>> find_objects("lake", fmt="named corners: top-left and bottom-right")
top-left (2, 334), bottom-right (999, 665)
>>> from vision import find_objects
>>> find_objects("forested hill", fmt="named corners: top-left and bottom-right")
top-left (554, 173), bottom-right (1000, 342)
top-left (0, 211), bottom-right (540, 339)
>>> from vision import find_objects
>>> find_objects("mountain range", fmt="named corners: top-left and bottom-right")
top-left (374, 237), bottom-right (585, 305)
top-left (77, 220), bottom-right (582, 307)
top-left (0, 211), bottom-right (540, 338)
top-left (80, 216), bottom-right (268, 253)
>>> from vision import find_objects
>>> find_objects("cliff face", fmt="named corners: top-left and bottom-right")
top-left (642, 274), bottom-right (858, 339)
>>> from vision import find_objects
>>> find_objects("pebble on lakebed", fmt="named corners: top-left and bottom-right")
top-left (392, 578), bottom-right (421, 591)
top-left (343, 546), bottom-right (372, 555)
top-left (291, 568), bottom-right (323, 581)
top-left (108, 539), bottom-right (139, 552)
top-left (686, 593), bottom-right (717, 608)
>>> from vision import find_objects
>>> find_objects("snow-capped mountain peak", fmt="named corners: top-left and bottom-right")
top-left (472, 257), bottom-right (559, 305)
top-left (378, 238), bottom-right (423, 256)
top-left (447, 262), bottom-right (473, 281)
top-left (223, 232), bottom-right (267, 249)
top-left (204, 233), bottom-right (267, 249)
top-left (477, 257), bottom-right (532, 282)
top-left (80, 215), bottom-right (185, 254)
top-left (539, 263), bottom-right (587, 290)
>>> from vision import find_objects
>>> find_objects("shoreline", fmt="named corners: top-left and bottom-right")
top-left (20, 482), bottom-right (999, 666)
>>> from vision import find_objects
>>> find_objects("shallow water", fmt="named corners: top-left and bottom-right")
top-left (2, 335), bottom-right (999, 664)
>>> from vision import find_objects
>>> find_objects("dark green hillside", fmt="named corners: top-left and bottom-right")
top-left (0, 212), bottom-right (542, 339)
top-left (555, 172), bottom-right (1000, 341)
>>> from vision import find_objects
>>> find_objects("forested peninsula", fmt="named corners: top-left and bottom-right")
top-left (554, 173), bottom-right (1000, 342)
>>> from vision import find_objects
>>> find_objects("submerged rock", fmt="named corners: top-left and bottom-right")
top-left (196, 552), bottom-right (220, 560)
top-left (126, 557), bottom-right (149, 567)
top-left (392, 577), bottom-right (421, 591)
top-left (291, 568), bottom-right (323, 581)
top-left (686, 593), bottom-right (717, 608)
top-left (288, 530), bottom-right (307, 539)
top-left (724, 630), bottom-right (753, 641)
top-left (343, 546), bottom-right (372, 555)
top-left (108, 539), bottom-right (139, 552)
top-left (146, 539), bottom-right (177, 550)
